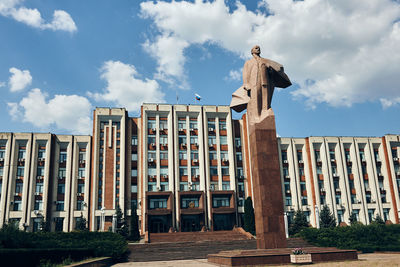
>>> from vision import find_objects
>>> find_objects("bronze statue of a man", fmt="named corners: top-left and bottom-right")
top-left (230, 45), bottom-right (291, 122)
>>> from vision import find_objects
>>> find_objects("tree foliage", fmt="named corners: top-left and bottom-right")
top-left (129, 208), bottom-right (140, 241)
top-left (372, 214), bottom-right (385, 225)
top-left (115, 205), bottom-right (129, 238)
top-left (243, 197), bottom-right (255, 235)
top-left (75, 213), bottom-right (88, 231)
top-left (319, 205), bottom-right (336, 228)
top-left (289, 210), bottom-right (309, 236)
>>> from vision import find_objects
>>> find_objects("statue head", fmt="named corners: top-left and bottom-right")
top-left (251, 45), bottom-right (261, 56)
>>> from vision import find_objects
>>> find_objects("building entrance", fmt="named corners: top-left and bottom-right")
top-left (213, 214), bottom-right (234, 231)
top-left (181, 214), bottom-right (203, 232)
top-left (148, 215), bottom-right (171, 233)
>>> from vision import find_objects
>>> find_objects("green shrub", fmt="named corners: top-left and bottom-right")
top-left (244, 197), bottom-right (255, 235)
top-left (299, 224), bottom-right (400, 253)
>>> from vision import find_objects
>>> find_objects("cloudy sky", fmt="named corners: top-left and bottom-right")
top-left (1, 0), bottom-right (399, 136)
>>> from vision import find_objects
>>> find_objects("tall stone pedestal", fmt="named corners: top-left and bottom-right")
top-left (248, 111), bottom-right (286, 249)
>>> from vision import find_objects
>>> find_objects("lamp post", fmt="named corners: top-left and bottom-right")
top-left (101, 207), bottom-right (105, 232)
top-left (112, 214), bottom-right (117, 233)
top-left (284, 212), bottom-right (289, 238)
top-left (315, 205), bottom-right (320, 229)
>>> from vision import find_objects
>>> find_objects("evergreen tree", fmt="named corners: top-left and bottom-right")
top-left (129, 207), bottom-right (140, 241)
top-left (320, 205), bottom-right (336, 228)
top-left (349, 211), bottom-right (358, 225)
top-left (75, 213), bottom-right (88, 231)
top-left (289, 210), bottom-right (309, 236)
top-left (243, 197), bottom-right (255, 235)
top-left (115, 205), bottom-right (129, 237)
top-left (372, 214), bottom-right (385, 225)
top-left (40, 220), bottom-right (50, 232)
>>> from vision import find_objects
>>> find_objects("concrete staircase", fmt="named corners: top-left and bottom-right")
top-left (128, 230), bottom-right (312, 262)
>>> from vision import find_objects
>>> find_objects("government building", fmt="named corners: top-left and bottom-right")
top-left (0, 104), bottom-right (399, 233)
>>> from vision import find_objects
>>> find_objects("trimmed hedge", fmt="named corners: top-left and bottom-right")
top-left (0, 226), bottom-right (128, 265)
top-left (298, 224), bottom-right (400, 253)
top-left (0, 248), bottom-right (94, 266)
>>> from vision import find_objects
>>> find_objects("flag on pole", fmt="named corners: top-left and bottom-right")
top-left (195, 93), bottom-right (201, 101)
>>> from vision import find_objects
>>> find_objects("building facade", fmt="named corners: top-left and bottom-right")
top-left (0, 104), bottom-right (399, 233)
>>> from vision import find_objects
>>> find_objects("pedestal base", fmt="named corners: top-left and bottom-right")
top-left (207, 247), bottom-right (358, 266)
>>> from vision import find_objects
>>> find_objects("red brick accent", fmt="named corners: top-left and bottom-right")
top-left (104, 127), bottom-right (114, 209)
top-left (305, 138), bottom-right (317, 225)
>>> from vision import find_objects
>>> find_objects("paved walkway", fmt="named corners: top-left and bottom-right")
top-left (113, 253), bottom-right (400, 267)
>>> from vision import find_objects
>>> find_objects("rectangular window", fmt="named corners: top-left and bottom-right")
top-left (131, 136), bottom-right (138, 145)
top-left (220, 136), bottom-right (227, 145)
top-left (18, 149), bottom-right (26, 159)
top-left (160, 136), bottom-right (168, 145)
top-left (190, 151), bottom-right (198, 160)
top-left (78, 167), bottom-right (85, 178)
top-left (13, 200), bottom-right (22, 211)
top-left (37, 167), bottom-right (44, 177)
top-left (208, 136), bottom-right (216, 145)
top-left (131, 169), bottom-right (138, 177)
top-left (222, 181), bottom-right (230, 190)
top-left (34, 200), bottom-right (43, 210)
top-left (148, 152), bottom-right (156, 160)
top-left (234, 138), bottom-right (241, 147)
top-left (59, 151), bottom-right (67, 163)
top-left (191, 167), bottom-right (199, 176)
top-left (219, 120), bottom-right (227, 130)
top-left (160, 182), bottom-right (168, 191)
top-left (35, 183), bottom-right (43, 193)
top-left (159, 120), bottom-right (168, 130)
top-left (221, 152), bottom-right (228, 161)
top-left (58, 168), bottom-right (66, 179)
top-left (236, 152), bottom-right (242, 162)
top-left (179, 167), bottom-right (188, 176)
top-left (149, 198), bottom-right (167, 209)
top-left (210, 166), bottom-right (218, 176)
top-left (148, 182), bottom-right (156, 192)
top-left (179, 151), bottom-right (187, 160)
top-left (0, 149), bottom-right (5, 159)
top-left (221, 166), bottom-right (229, 176)
top-left (285, 196), bottom-right (292, 206)
top-left (297, 150), bottom-right (303, 161)
top-left (57, 184), bottom-right (65, 194)
top-left (209, 151), bottom-right (217, 160)
top-left (189, 121), bottom-right (198, 129)
top-left (190, 136), bottom-right (198, 145)
top-left (213, 197), bottom-right (230, 208)
top-left (148, 136), bottom-right (156, 145)
top-left (208, 121), bottom-right (215, 130)
top-left (160, 151), bottom-right (168, 160)
top-left (131, 153), bottom-right (138, 161)
top-left (148, 120), bottom-right (156, 129)
top-left (56, 201), bottom-right (65, 211)
top-left (0, 167), bottom-right (3, 177)
top-left (179, 136), bottom-right (187, 145)
top-left (131, 184), bottom-right (137, 193)
top-left (181, 197), bottom-right (199, 208)
top-left (148, 167), bottom-right (156, 176)
top-left (15, 183), bottom-right (23, 193)
top-left (329, 149), bottom-right (335, 160)
top-left (178, 120), bottom-right (186, 130)
top-left (17, 166), bottom-right (24, 177)
top-left (180, 182), bottom-right (188, 191)
top-left (160, 167), bottom-right (168, 176)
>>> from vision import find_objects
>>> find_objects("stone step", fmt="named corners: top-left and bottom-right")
top-left (149, 229), bottom-right (251, 243)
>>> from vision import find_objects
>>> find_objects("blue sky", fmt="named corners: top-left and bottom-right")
top-left (0, 0), bottom-right (399, 137)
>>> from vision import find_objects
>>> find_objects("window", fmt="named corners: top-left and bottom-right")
top-left (79, 151), bottom-right (86, 161)
top-left (179, 136), bottom-right (187, 145)
top-left (15, 183), bottom-right (23, 193)
top-left (35, 183), bottom-right (43, 193)
top-left (221, 152), bottom-right (228, 161)
top-left (13, 200), bottom-right (22, 211)
top-left (220, 136), bottom-right (227, 145)
top-left (392, 148), bottom-right (398, 158)
top-left (297, 150), bottom-right (303, 161)
top-left (148, 182), bottom-right (156, 192)
top-left (301, 196), bottom-right (308, 205)
top-left (190, 136), bottom-right (198, 145)
top-left (131, 169), bottom-right (138, 177)
top-left (283, 167), bottom-right (289, 177)
top-left (55, 218), bottom-right (64, 231)
top-left (209, 182), bottom-right (218, 191)
top-left (180, 182), bottom-right (188, 191)
top-left (179, 150), bottom-right (187, 160)
top-left (148, 120), bottom-right (156, 130)
top-left (190, 151), bottom-right (198, 160)
top-left (56, 201), bottom-right (64, 211)
top-left (374, 149), bottom-right (380, 161)
top-left (285, 196), bottom-right (292, 206)
top-left (345, 149), bottom-right (351, 161)
top-left (131, 199), bottom-right (137, 210)
top-left (316, 166), bottom-right (322, 174)
top-left (208, 136), bottom-right (216, 146)
top-left (236, 152), bottom-right (242, 162)
top-left (0, 148), bottom-right (5, 159)
top-left (77, 184), bottom-right (84, 193)
top-left (368, 209), bottom-right (375, 223)
top-left (221, 166), bottom-right (229, 176)
top-left (329, 149), bottom-right (335, 160)
top-left (314, 150), bottom-right (321, 161)
top-left (78, 167), bottom-right (85, 178)
top-left (210, 166), bottom-right (218, 176)
top-left (17, 166), bottom-right (24, 177)
top-left (0, 167), bottom-right (3, 177)
top-left (179, 167), bottom-right (188, 176)
top-left (160, 151), bottom-right (168, 160)
top-left (131, 153), bottom-right (138, 161)
top-left (18, 149), bottom-right (26, 159)
top-left (189, 121), bottom-right (198, 129)
top-left (237, 167), bottom-right (244, 177)
top-left (58, 168), bottom-right (66, 179)
top-left (59, 151), bottom-right (67, 163)
top-left (58, 184), bottom-right (65, 194)
top-left (178, 120), bottom-right (186, 130)
top-left (238, 182), bottom-right (244, 192)
top-left (284, 181), bottom-right (290, 191)
top-left (148, 167), bottom-right (156, 176)
top-left (192, 182), bottom-right (200, 191)
top-left (219, 120), bottom-right (227, 130)
top-left (160, 182), bottom-right (168, 191)
top-left (191, 167), bottom-right (199, 176)
top-left (34, 200), bottom-right (43, 210)
top-left (208, 121), bottom-right (215, 130)
top-left (37, 167), bottom-right (44, 177)
top-left (148, 152), bottom-right (156, 160)
top-left (383, 208), bottom-right (390, 221)
top-left (181, 197), bottom-right (199, 208)
top-left (281, 150), bottom-right (287, 161)
top-left (148, 136), bottom-right (156, 145)
top-left (213, 197), bottom-right (230, 208)
top-left (160, 136), bottom-right (168, 145)
top-left (335, 195), bottom-right (342, 205)
top-left (209, 151), bottom-right (217, 160)
top-left (149, 198), bottom-right (167, 209)
top-left (222, 181), bottom-right (230, 190)
top-left (131, 184), bottom-right (137, 193)
top-left (38, 149), bottom-right (46, 159)
top-left (159, 120), bottom-right (168, 130)
top-left (234, 138), bottom-right (241, 147)
top-left (359, 149), bottom-right (365, 160)
top-left (160, 167), bottom-right (168, 176)
top-left (131, 136), bottom-right (138, 145)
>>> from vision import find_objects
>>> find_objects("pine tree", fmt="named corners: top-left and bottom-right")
top-left (243, 197), bottom-right (255, 235)
top-left (75, 213), bottom-right (88, 231)
top-left (289, 210), bottom-right (309, 236)
top-left (372, 214), bottom-right (385, 225)
top-left (115, 205), bottom-right (129, 237)
top-left (349, 211), bottom-right (358, 226)
top-left (320, 205), bottom-right (336, 228)
top-left (129, 207), bottom-right (140, 241)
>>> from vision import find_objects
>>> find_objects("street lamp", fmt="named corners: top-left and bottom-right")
top-left (315, 205), bottom-right (320, 229)
top-left (101, 207), bottom-right (105, 232)
top-left (284, 212), bottom-right (289, 238)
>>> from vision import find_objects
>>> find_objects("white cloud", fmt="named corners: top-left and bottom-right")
top-left (90, 60), bottom-right (165, 111)
top-left (0, 81), bottom-right (5, 87)
top-left (8, 67), bottom-right (32, 92)
top-left (225, 69), bottom-right (242, 82)
top-left (0, 0), bottom-right (76, 32)
top-left (140, 0), bottom-right (400, 108)
top-left (8, 88), bottom-right (92, 134)
top-left (380, 97), bottom-right (400, 109)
